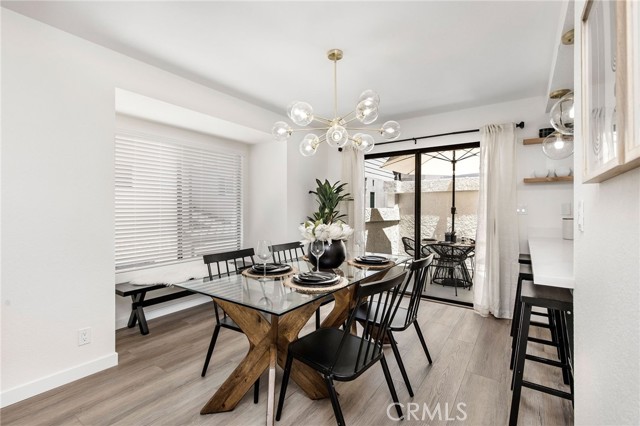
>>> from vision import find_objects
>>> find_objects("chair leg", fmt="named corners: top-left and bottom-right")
top-left (380, 355), bottom-right (403, 421)
top-left (510, 274), bottom-right (525, 337)
top-left (315, 308), bottom-right (321, 329)
top-left (387, 330), bottom-right (414, 397)
top-left (275, 353), bottom-right (294, 421)
top-left (413, 322), bottom-right (433, 364)
top-left (509, 302), bottom-right (532, 426)
top-left (254, 378), bottom-right (260, 404)
top-left (324, 375), bottom-right (345, 426)
top-left (201, 324), bottom-right (221, 377)
top-left (553, 310), bottom-right (571, 386)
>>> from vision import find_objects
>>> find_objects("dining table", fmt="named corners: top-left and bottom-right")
top-left (174, 253), bottom-right (409, 426)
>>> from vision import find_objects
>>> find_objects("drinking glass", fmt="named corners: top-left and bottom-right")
top-left (310, 240), bottom-right (326, 272)
top-left (354, 231), bottom-right (366, 258)
top-left (256, 240), bottom-right (272, 281)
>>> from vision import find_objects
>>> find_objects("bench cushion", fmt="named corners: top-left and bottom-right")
top-left (127, 262), bottom-right (207, 286)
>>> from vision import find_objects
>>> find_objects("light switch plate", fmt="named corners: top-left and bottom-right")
top-left (577, 200), bottom-right (584, 231)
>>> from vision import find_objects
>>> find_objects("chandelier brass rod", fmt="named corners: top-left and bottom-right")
top-left (347, 127), bottom-right (382, 132)
top-left (313, 115), bottom-right (333, 124)
top-left (333, 56), bottom-right (338, 119)
top-left (289, 127), bottom-right (331, 132)
top-left (342, 116), bottom-right (359, 125)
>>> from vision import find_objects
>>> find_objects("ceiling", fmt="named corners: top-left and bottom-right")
top-left (3, 1), bottom-right (564, 121)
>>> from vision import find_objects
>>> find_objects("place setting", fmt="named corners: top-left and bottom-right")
top-left (241, 240), bottom-right (297, 280)
top-left (348, 254), bottom-right (393, 270)
top-left (242, 262), bottom-right (297, 279)
top-left (284, 270), bottom-right (348, 294)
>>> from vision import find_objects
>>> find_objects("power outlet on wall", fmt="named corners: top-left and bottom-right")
top-left (78, 327), bottom-right (91, 346)
top-left (516, 205), bottom-right (528, 215)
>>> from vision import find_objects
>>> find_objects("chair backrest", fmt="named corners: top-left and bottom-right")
top-left (402, 254), bottom-right (435, 328)
top-left (333, 271), bottom-right (408, 375)
top-left (421, 242), bottom-right (436, 257)
top-left (270, 241), bottom-right (305, 263)
top-left (429, 243), bottom-right (471, 261)
top-left (203, 248), bottom-right (256, 279)
top-left (401, 237), bottom-right (415, 257)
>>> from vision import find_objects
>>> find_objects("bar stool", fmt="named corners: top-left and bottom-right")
top-left (509, 281), bottom-right (573, 426)
top-left (510, 257), bottom-right (554, 371)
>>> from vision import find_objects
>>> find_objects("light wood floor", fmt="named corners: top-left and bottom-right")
top-left (1, 301), bottom-right (573, 426)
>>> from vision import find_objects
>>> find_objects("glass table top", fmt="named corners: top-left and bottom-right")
top-left (174, 255), bottom-right (410, 316)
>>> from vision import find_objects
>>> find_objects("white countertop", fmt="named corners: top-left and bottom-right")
top-left (528, 237), bottom-right (575, 289)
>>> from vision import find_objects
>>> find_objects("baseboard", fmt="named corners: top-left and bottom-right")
top-left (116, 293), bottom-right (210, 330)
top-left (0, 352), bottom-right (118, 408)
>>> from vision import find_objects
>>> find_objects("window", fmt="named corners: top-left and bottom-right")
top-left (115, 132), bottom-right (243, 271)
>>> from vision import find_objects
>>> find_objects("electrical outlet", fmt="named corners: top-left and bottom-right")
top-left (78, 327), bottom-right (91, 346)
top-left (516, 205), bottom-right (528, 215)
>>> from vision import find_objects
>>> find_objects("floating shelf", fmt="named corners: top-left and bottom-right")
top-left (523, 138), bottom-right (545, 145)
top-left (524, 176), bottom-right (574, 184)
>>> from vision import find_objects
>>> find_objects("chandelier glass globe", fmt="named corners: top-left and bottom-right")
top-left (542, 132), bottom-right (574, 159)
top-left (353, 133), bottom-right (375, 153)
top-left (326, 125), bottom-right (349, 148)
top-left (549, 91), bottom-right (574, 135)
top-left (381, 121), bottom-right (401, 140)
top-left (272, 121), bottom-right (291, 142)
top-left (288, 101), bottom-right (314, 126)
top-left (299, 134), bottom-right (320, 157)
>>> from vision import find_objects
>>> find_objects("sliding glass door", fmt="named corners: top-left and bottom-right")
top-left (365, 143), bottom-right (479, 305)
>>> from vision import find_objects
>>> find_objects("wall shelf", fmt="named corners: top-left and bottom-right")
top-left (523, 176), bottom-right (573, 184)
top-left (523, 137), bottom-right (545, 145)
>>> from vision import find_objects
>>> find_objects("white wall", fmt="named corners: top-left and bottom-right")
top-left (371, 96), bottom-right (574, 252)
top-left (572, 2), bottom-right (640, 423)
top-left (0, 10), bottom-right (280, 407)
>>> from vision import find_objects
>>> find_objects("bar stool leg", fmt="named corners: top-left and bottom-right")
top-left (553, 309), bottom-right (571, 386)
top-left (510, 275), bottom-right (526, 370)
top-left (509, 302), bottom-right (532, 426)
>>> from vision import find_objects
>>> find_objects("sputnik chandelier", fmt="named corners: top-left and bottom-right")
top-left (272, 49), bottom-right (401, 156)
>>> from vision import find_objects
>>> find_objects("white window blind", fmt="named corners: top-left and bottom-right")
top-left (115, 132), bottom-right (243, 271)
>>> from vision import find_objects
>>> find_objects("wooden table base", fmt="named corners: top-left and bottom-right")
top-left (200, 297), bottom-right (329, 424)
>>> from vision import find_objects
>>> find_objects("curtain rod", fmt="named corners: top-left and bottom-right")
top-left (375, 121), bottom-right (525, 146)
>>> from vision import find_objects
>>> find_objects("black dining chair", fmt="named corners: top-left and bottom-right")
top-left (270, 241), bottom-right (333, 330)
top-left (270, 241), bottom-right (305, 263)
top-left (401, 236), bottom-right (416, 257)
top-left (354, 254), bottom-right (435, 397)
top-left (276, 271), bottom-right (409, 426)
top-left (201, 248), bottom-right (260, 402)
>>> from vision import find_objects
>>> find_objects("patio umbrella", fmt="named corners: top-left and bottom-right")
top-left (381, 148), bottom-right (479, 234)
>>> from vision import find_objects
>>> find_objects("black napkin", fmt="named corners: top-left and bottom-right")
top-left (251, 263), bottom-right (292, 274)
top-left (293, 271), bottom-right (339, 286)
top-left (355, 255), bottom-right (389, 265)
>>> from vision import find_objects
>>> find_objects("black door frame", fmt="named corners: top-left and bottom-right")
top-left (366, 141), bottom-right (480, 307)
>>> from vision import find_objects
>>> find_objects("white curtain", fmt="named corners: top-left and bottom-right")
top-left (473, 123), bottom-right (519, 319)
top-left (341, 145), bottom-right (365, 256)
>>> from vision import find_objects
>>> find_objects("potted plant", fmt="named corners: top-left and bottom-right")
top-left (299, 179), bottom-right (353, 269)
